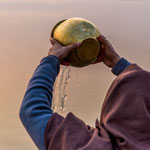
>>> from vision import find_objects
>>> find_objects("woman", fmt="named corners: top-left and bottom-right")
top-left (19, 35), bottom-right (150, 150)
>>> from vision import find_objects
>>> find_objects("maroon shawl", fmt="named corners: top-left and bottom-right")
top-left (44, 64), bottom-right (150, 150)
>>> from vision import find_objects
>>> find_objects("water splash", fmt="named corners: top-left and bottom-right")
top-left (52, 66), bottom-right (71, 114)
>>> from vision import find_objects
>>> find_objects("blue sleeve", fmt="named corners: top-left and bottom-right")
top-left (19, 55), bottom-right (60, 150)
top-left (111, 58), bottom-right (131, 76)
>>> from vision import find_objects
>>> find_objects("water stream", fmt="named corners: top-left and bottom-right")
top-left (52, 66), bottom-right (71, 114)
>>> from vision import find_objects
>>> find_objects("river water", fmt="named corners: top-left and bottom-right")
top-left (0, 0), bottom-right (150, 149)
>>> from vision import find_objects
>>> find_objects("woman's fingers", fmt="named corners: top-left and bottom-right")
top-left (60, 42), bottom-right (81, 61)
top-left (65, 42), bottom-right (81, 54)
top-left (48, 38), bottom-right (81, 63)
top-left (98, 35), bottom-right (110, 47)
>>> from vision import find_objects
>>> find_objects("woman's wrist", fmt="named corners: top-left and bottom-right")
top-left (111, 55), bottom-right (121, 68)
top-left (111, 58), bottom-right (131, 75)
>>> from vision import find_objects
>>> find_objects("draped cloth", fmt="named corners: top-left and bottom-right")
top-left (44, 64), bottom-right (150, 150)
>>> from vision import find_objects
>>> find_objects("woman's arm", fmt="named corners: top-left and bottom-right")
top-left (19, 40), bottom-right (81, 150)
top-left (97, 35), bottom-right (131, 75)
top-left (19, 55), bottom-right (60, 150)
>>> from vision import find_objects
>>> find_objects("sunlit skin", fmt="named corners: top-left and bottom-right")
top-left (48, 38), bottom-right (81, 66)
top-left (48, 34), bottom-right (121, 68)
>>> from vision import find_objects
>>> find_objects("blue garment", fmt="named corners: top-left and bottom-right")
top-left (19, 55), bottom-right (60, 150)
top-left (111, 58), bottom-right (131, 75)
top-left (19, 56), bottom-right (130, 150)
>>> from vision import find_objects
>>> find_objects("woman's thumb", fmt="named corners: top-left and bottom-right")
top-left (65, 42), bottom-right (81, 52)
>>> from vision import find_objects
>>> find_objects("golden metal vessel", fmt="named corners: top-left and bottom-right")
top-left (51, 17), bottom-right (101, 67)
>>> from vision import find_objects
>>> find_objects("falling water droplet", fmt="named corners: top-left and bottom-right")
top-left (76, 68), bottom-right (80, 96)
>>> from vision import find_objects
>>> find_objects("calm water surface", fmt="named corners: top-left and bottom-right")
top-left (0, 0), bottom-right (150, 149)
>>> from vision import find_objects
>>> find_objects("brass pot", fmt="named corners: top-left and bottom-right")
top-left (51, 17), bottom-right (101, 67)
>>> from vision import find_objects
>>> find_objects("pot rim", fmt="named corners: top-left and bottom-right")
top-left (51, 19), bottom-right (67, 38)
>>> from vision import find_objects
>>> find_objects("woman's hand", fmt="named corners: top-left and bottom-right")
top-left (94, 34), bottom-right (121, 68)
top-left (48, 38), bottom-right (81, 66)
